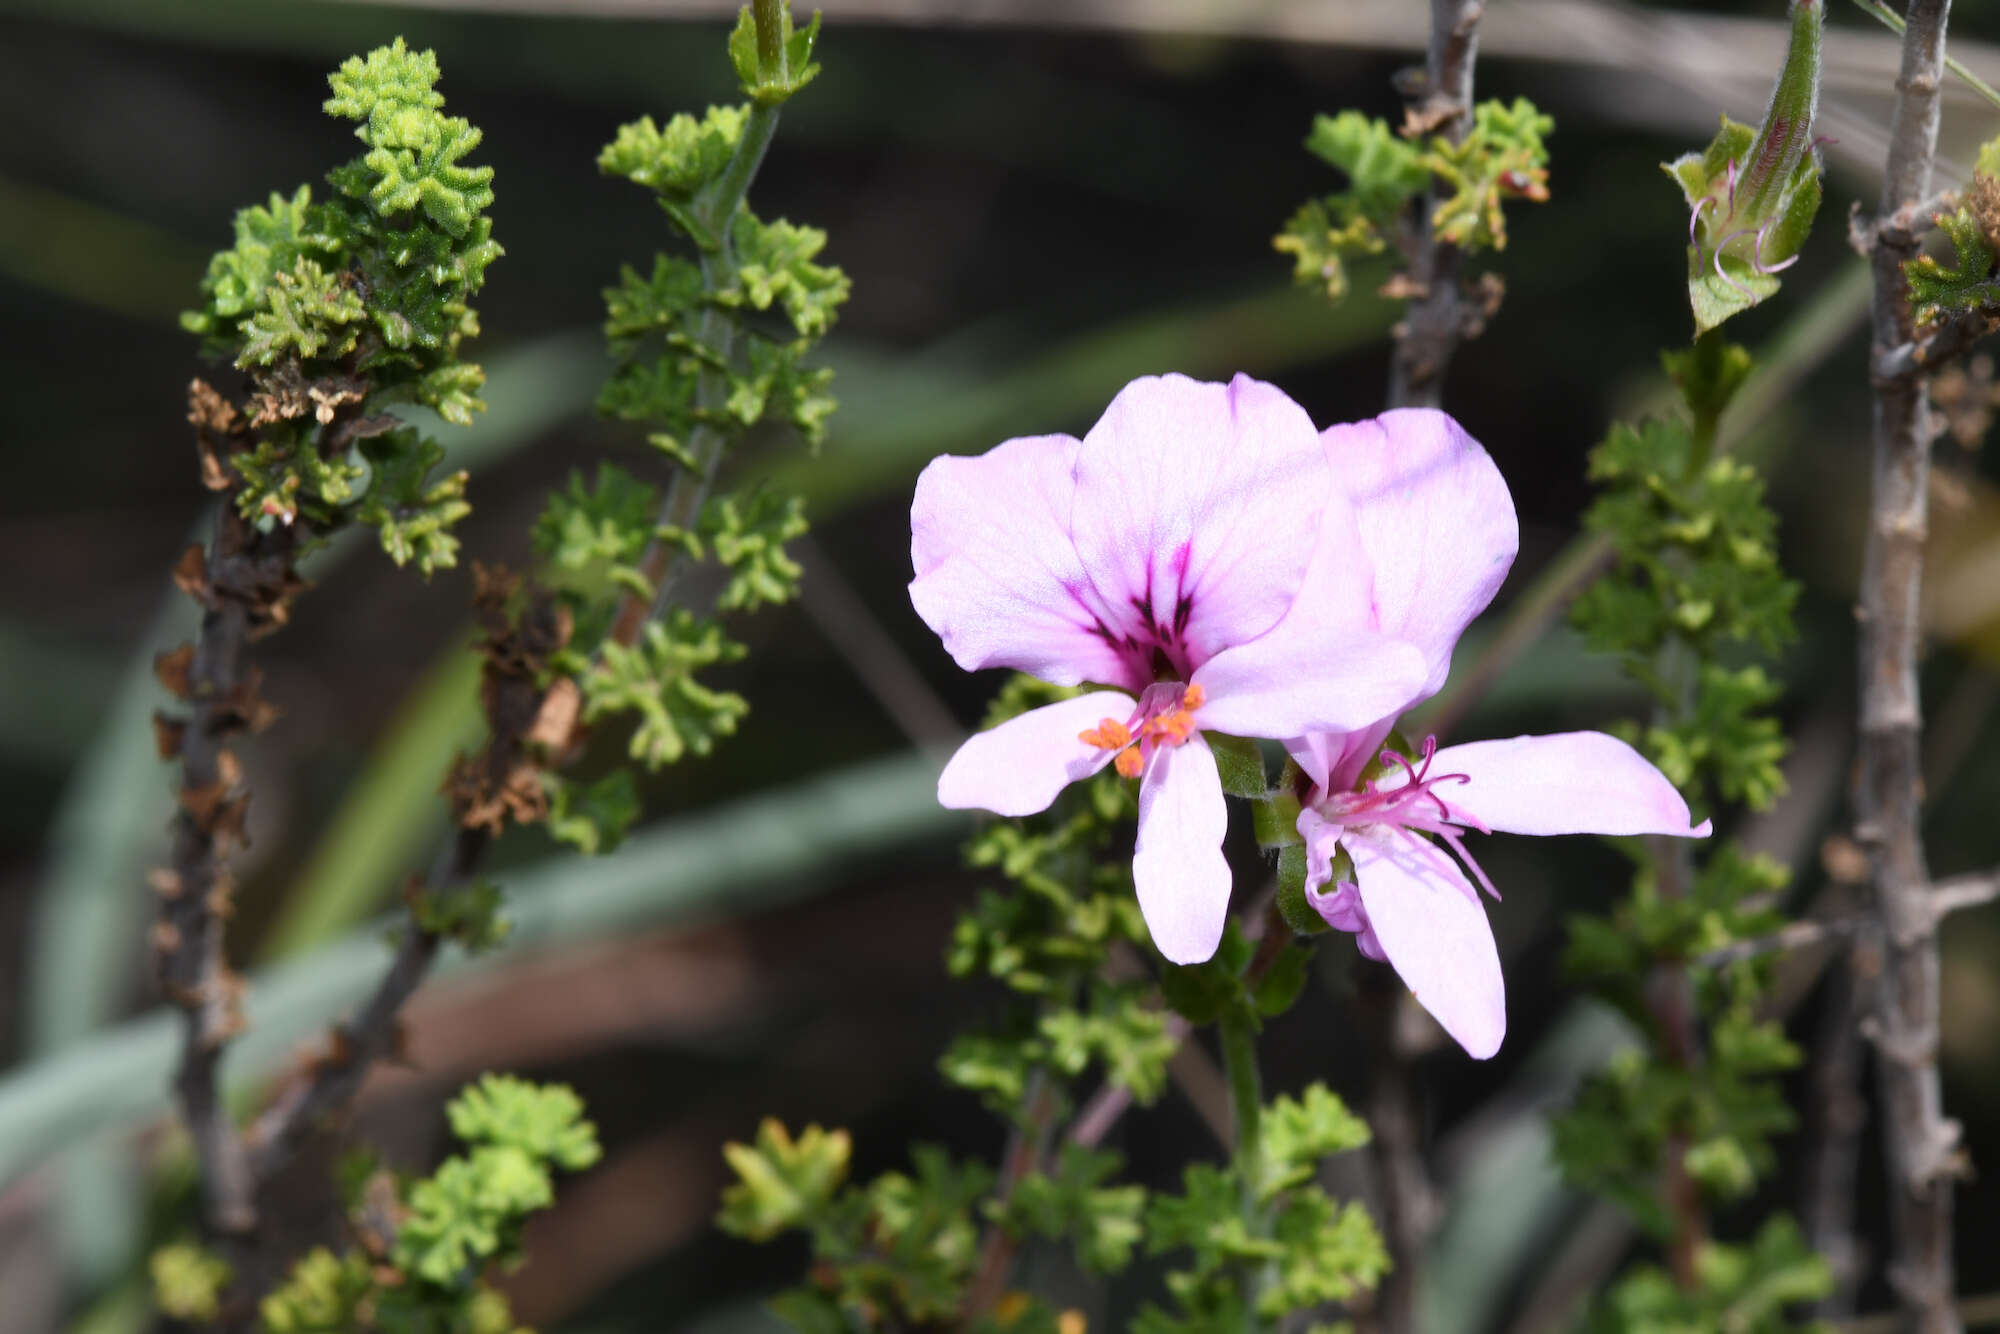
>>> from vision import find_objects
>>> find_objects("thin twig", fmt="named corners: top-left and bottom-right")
top-left (1387, 0), bottom-right (1485, 410)
top-left (1859, 3), bottom-right (1965, 1327)
top-left (1849, 0), bottom-right (2000, 113)
top-left (959, 1072), bottom-right (1060, 1324)
top-left (158, 505), bottom-right (298, 1241)
top-left (1875, 307), bottom-right (2000, 381)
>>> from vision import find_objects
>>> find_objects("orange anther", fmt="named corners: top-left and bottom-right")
top-left (1078, 718), bottom-right (1132, 750)
top-left (1182, 683), bottom-right (1205, 709)
top-left (1114, 748), bottom-right (1145, 779)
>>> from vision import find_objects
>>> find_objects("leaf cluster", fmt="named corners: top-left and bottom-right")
top-left (718, 1123), bottom-right (1019, 1331)
top-left (180, 38), bottom-right (501, 574)
top-left (1571, 413), bottom-right (1797, 812)
top-left (1274, 98), bottom-right (1552, 304)
top-left (256, 1076), bottom-right (598, 1333)
top-left (1584, 1216), bottom-right (1831, 1334)
top-left (581, 610), bottom-right (749, 771)
top-left (1137, 1084), bottom-right (1386, 1334)
top-left (548, 4), bottom-right (848, 776)
top-left (1905, 203), bottom-right (1999, 329)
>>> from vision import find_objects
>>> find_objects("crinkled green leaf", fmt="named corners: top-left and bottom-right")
top-left (1259, 1083), bottom-right (1371, 1201)
top-left (544, 769), bottom-right (642, 856)
top-left (1420, 97), bottom-right (1553, 252)
top-left (355, 426), bottom-right (472, 575)
top-left (705, 487), bottom-right (809, 611)
top-left (448, 1073), bottom-right (602, 1171)
top-left (717, 1119), bottom-right (853, 1241)
top-left (1906, 204), bottom-right (2000, 328)
top-left (583, 610), bottom-right (749, 769)
top-left (726, 210), bottom-right (850, 338)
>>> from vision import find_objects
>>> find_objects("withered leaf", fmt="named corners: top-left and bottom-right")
top-left (152, 711), bottom-right (187, 760)
top-left (154, 644), bottom-right (195, 699)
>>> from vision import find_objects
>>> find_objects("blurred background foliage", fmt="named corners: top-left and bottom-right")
top-left (3, 1), bottom-right (2000, 1331)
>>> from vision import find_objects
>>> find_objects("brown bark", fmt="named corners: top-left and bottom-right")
top-left (1858, 2), bottom-right (1965, 1327)
top-left (1387, 0), bottom-right (1485, 409)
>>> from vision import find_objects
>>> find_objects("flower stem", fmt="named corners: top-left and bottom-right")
top-left (1219, 1008), bottom-right (1269, 1331)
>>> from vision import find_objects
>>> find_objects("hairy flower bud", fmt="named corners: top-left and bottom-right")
top-left (1664, 0), bottom-right (1824, 333)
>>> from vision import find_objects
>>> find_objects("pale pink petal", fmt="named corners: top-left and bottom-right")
top-left (1296, 806), bottom-right (1347, 893)
top-left (1068, 374), bottom-right (1329, 674)
top-left (1326, 409), bottom-right (1518, 700)
top-left (1307, 880), bottom-right (1386, 961)
top-left (1287, 720), bottom-right (1398, 794)
top-left (1350, 830), bottom-right (1506, 1059)
top-left (1192, 630), bottom-right (1429, 739)
top-left (937, 692), bottom-right (1135, 817)
top-left (1132, 733), bottom-right (1231, 964)
top-left (911, 434), bottom-right (1143, 691)
top-left (1431, 731), bottom-right (1712, 838)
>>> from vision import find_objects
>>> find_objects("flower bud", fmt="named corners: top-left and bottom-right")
top-left (1663, 0), bottom-right (1824, 332)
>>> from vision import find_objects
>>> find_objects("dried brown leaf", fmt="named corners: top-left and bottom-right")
top-left (154, 644), bottom-right (195, 699)
top-left (152, 711), bottom-right (187, 760)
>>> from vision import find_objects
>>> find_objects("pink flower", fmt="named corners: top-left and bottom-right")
top-left (909, 373), bottom-right (1431, 964)
top-left (1282, 412), bottom-right (1708, 1059)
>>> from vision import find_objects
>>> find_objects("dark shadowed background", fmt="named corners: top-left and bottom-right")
top-left (2, 1), bottom-right (1999, 1330)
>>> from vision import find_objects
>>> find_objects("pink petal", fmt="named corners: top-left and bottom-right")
top-left (911, 434), bottom-right (1143, 691)
top-left (1296, 805), bottom-right (1346, 894)
top-left (1192, 629), bottom-right (1429, 739)
top-left (1132, 733), bottom-right (1231, 964)
top-left (1350, 830), bottom-right (1506, 1059)
top-left (1431, 731), bottom-right (1712, 838)
top-left (1068, 374), bottom-right (1329, 674)
top-left (937, 692), bottom-right (1135, 817)
top-left (1287, 720), bottom-right (1398, 794)
top-left (1326, 409), bottom-right (1518, 700)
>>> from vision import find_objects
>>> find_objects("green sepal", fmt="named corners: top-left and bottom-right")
top-left (1665, 0), bottom-right (1823, 334)
top-left (1254, 789), bottom-right (1302, 850)
top-left (1274, 843), bottom-right (1336, 936)
top-left (1251, 942), bottom-right (1311, 1017)
top-left (730, 3), bottom-right (824, 106)
top-left (1208, 733), bottom-right (1267, 798)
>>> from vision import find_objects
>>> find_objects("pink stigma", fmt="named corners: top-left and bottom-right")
top-left (1315, 736), bottom-right (1503, 901)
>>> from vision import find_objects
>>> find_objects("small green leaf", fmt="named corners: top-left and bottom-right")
top-left (717, 1119), bottom-right (853, 1241)
top-left (544, 770), bottom-right (642, 856)
top-left (151, 1243), bottom-right (233, 1323)
top-left (1260, 1083), bottom-right (1371, 1201)
top-left (447, 1073), bottom-right (602, 1171)
top-left (598, 104), bottom-right (749, 202)
top-left (1906, 204), bottom-right (2000, 327)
